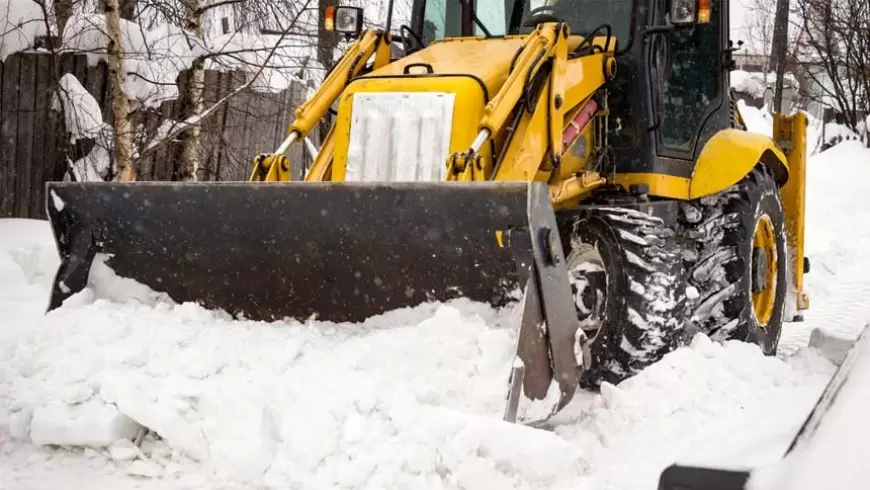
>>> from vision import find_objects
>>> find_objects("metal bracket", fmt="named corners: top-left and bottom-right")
top-left (502, 182), bottom-right (586, 425)
top-left (46, 210), bottom-right (97, 312)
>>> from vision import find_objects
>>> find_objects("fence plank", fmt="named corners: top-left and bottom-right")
top-left (0, 56), bottom-right (21, 217)
top-left (5, 52), bottom-right (309, 216)
top-left (14, 54), bottom-right (37, 218)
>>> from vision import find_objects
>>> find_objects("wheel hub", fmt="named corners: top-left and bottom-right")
top-left (751, 214), bottom-right (778, 327)
top-left (566, 241), bottom-right (608, 341)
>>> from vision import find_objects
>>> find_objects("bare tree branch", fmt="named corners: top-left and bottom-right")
top-left (135, 0), bottom-right (315, 161)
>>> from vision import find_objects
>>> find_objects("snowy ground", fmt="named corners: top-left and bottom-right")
top-left (1, 141), bottom-right (869, 489)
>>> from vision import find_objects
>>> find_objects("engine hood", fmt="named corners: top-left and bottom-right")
top-left (363, 37), bottom-right (527, 96)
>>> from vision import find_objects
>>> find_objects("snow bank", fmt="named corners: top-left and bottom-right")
top-left (748, 327), bottom-right (870, 490)
top-left (0, 0), bottom-right (46, 61)
top-left (550, 334), bottom-right (835, 488)
top-left (0, 239), bottom-right (588, 488)
top-left (0, 219), bottom-right (58, 343)
top-left (732, 70), bottom-right (769, 99)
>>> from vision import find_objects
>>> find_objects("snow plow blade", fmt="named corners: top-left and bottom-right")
top-left (45, 180), bottom-right (585, 424)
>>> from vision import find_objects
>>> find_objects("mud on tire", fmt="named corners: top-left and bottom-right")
top-left (560, 207), bottom-right (688, 389)
top-left (680, 165), bottom-right (787, 354)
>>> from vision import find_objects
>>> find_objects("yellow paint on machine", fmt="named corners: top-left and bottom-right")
top-left (689, 129), bottom-right (790, 199)
top-left (774, 112), bottom-right (810, 311)
top-left (329, 75), bottom-right (493, 182)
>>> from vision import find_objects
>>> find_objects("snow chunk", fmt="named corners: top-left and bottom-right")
top-left (747, 328), bottom-right (870, 490)
top-left (108, 438), bottom-right (141, 461)
top-left (127, 459), bottom-right (164, 478)
top-left (29, 399), bottom-right (143, 447)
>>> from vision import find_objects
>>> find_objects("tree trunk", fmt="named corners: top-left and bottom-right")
top-left (177, 0), bottom-right (205, 181)
top-left (105, 0), bottom-right (135, 181)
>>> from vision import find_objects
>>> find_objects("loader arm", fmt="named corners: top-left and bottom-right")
top-left (449, 23), bottom-right (615, 208)
top-left (249, 29), bottom-right (393, 182)
top-left (446, 23), bottom-right (567, 177)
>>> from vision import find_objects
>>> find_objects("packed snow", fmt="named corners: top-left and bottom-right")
top-left (2, 141), bottom-right (870, 489)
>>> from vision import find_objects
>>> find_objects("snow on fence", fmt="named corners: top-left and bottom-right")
top-left (0, 51), bottom-right (314, 220)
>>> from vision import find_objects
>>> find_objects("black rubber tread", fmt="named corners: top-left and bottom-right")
top-left (561, 207), bottom-right (688, 389)
top-left (680, 165), bottom-right (787, 354)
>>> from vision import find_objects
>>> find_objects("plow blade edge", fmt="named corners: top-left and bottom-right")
top-left (45, 180), bottom-right (584, 424)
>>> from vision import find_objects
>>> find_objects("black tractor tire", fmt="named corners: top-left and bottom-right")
top-left (560, 207), bottom-right (688, 389)
top-left (681, 165), bottom-right (788, 354)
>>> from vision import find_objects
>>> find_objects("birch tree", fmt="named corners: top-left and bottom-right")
top-left (104, 0), bottom-right (135, 180)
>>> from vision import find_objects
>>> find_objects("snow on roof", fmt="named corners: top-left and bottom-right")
top-left (731, 70), bottom-right (800, 96)
top-left (205, 32), bottom-right (324, 93)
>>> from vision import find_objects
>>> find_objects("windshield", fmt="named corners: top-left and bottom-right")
top-left (417, 0), bottom-right (635, 48)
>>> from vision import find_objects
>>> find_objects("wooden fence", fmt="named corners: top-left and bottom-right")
top-left (0, 51), bottom-right (313, 220)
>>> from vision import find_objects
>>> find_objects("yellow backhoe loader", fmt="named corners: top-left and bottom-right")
top-left (44, 0), bottom-right (809, 425)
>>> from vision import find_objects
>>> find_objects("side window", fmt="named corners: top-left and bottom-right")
top-left (422, 0), bottom-right (459, 44)
top-left (659, 0), bottom-right (720, 151)
top-left (475, 0), bottom-right (507, 36)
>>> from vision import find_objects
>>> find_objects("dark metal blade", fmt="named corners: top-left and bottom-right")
top-left (45, 181), bottom-right (531, 323)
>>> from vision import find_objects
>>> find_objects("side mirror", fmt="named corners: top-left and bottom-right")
top-left (325, 5), bottom-right (364, 39)
top-left (669, 0), bottom-right (711, 26)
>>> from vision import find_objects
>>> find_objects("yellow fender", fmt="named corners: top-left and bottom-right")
top-left (689, 129), bottom-right (790, 199)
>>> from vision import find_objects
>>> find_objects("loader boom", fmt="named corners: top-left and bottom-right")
top-left (249, 29), bottom-right (393, 182)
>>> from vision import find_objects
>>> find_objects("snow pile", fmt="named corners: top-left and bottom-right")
top-left (0, 215), bottom-right (842, 490)
top-left (550, 335), bottom-right (835, 488)
top-left (736, 99), bottom-right (773, 136)
top-left (53, 74), bottom-right (105, 141)
top-left (0, 0), bottom-right (46, 61)
top-left (0, 219), bottom-right (58, 343)
top-left (50, 74), bottom-right (113, 181)
top-left (1, 255), bottom-right (590, 488)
